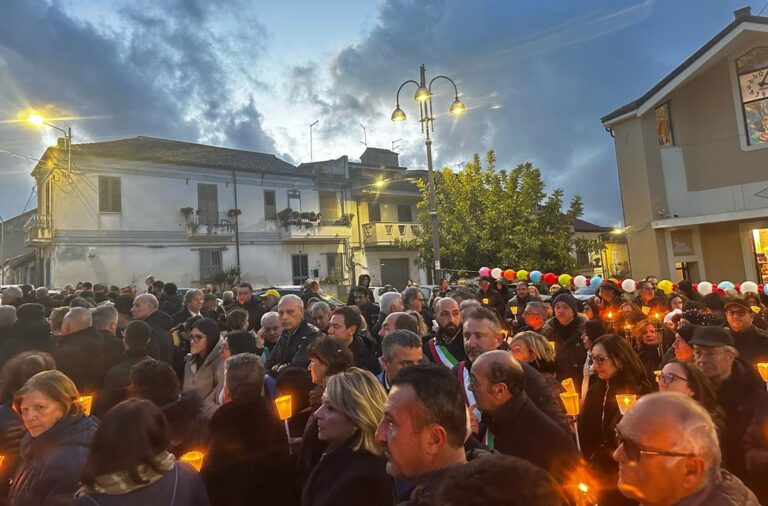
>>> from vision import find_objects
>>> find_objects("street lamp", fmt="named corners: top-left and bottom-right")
top-left (27, 113), bottom-right (72, 175)
top-left (391, 64), bottom-right (466, 282)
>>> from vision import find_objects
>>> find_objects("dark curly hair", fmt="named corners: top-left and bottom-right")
top-left (307, 335), bottom-right (353, 377)
top-left (127, 358), bottom-right (180, 406)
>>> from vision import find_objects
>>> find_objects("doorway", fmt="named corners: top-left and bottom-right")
top-left (380, 258), bottom-right (409, 291)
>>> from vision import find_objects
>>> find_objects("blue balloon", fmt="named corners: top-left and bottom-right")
top-left (590, 276), bottom-right (602, 288)
top-left (529, 270), bottom-right (542, 283)
top-left (717, 281), bottom-right (734, 291)
top-left (764, 284), bottom-right (768, 296)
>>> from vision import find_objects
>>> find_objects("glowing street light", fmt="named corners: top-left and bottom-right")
top-left (25, 111), bottom-right (72, 175)
top-left (391, 64), bottom-right (467, 282)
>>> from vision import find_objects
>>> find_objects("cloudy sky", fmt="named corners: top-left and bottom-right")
top-left (0, 0), bottom-right (761, 225)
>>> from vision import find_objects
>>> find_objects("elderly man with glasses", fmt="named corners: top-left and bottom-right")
top-left (723, 297), bottom-right (768, 366)
top-left (613, 392), bottom-right (759, 505)
top-left (690, 325), bottom-right (764, 484)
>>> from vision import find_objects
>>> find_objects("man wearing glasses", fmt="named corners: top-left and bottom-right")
top-left (690, 325), bottom-right (763, 483)
top-left (724, 297), bottom-right (768, 366)
top-left (613, 392), bottom-right (759, 505)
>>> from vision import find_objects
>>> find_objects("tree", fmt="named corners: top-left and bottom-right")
top-left (411, 151), bottom-right (584, 280)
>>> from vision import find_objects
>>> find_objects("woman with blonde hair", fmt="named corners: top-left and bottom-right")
top-left (8, 370), bottom-right (99, 505)
top-left (509, 331), bottom-right (559, 395)
top-left (301, 367), bottom-right (393, 506)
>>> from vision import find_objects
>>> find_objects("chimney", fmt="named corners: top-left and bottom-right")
top-left (734, 6), bottom-right (751, 19)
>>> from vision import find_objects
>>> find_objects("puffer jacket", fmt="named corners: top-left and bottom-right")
top-left (8, 415), bottom-right (99, 506)
top-left (676, 468), bottom-right (760, 505)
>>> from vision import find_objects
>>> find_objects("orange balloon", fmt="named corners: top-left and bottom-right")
top-left (503, 269), bottom-right (516, 280)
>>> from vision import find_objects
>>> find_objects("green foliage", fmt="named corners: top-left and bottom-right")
top-left (412, 151), bottom-right (583, 279)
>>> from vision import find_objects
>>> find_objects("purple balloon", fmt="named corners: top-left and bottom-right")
top-left (478, 267), bottom-right (491, 277)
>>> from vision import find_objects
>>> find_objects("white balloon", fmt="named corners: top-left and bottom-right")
top-left (621, 279), bottom-right (636, 293)
top-left (491, 268), bottom-right (503, 279)
top-left (741, 281), bottom-right (759, 294)
top-left (574, 275), bottom-right (587, 289)
top-left (697, 281), bottom-right (713, 296)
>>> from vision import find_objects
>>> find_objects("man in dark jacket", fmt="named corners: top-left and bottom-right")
top-left (0, 306), bottom-right (17, 349)
top-left (233, 283), bottom-right (266, 332)
top-left (691, 325), bottom-right (764, 482)
top-left (159, 283), bottom-right (183, 316)
top-left (470, 351), bottom-right (580, 481)
top-left (131, 294), bottom-right (175, 365)
top-left (353, 286), bottom-right (380, 332)
top-left (372, 291), bottom-right (404, 343)
top-left (33, 287), bottom-right (54, 317)
top-left (614, 392), bottom-right (760, 506)
top-left (0, 303), bottom-right (54, 369)
top-left (53, 307), bottom-right (107, 394)
top-left (327, 306), bottom-right (381, 375)
top-left (453, 307), bottom-right (570, 434)
top-left (264, 295), bottom-right (322, 374)
top-left (505, 281), bottom-right (536, 328)
top-left (91, 305), bottom-right (125, 371)
top-left (724, 297), bottom-right (768, 366)
top-left (478, 276), bottom-right (505, 322)
top-left (171, 289), bottom-right (205, 327)
top-left (423, 297), bottom-right (467, 368)
top-left (93, 320), bottom-right (151, 418)
top-left (541, 292), bottom-right (587, 388)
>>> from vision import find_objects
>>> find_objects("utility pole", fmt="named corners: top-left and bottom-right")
top-left (309, 120), bottom-right (319, 162)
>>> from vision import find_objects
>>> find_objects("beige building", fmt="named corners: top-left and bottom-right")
top-left (602, 7), bottom-right (768, 284)
top-left (572, 219), bottom-right (630, 278)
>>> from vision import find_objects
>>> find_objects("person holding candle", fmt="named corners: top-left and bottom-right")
top-left (8, 370), bottom-right (100, 506)
top-left (508, 331), bottom-right (559, 397)
top-left (74, 399), bottom-right (210, 506)
top-left (302, 367), bottom-right (392, 506)
top-left (613, 393), bottom-right (759, 506)
top-left (201, 354), bottom-right (290, 506)
top-left (723, 298), bottom-right (768, 366)
top-left (541, 293), bottom-right (587, 388)
top-left (580, 334), bottom-right (652, 505)
top-left (580, 319), bottom-right (606, 399)
top-left (633, 319), bottom-right (667, 386)
top-left (597, 280), bottom-right (623, 319)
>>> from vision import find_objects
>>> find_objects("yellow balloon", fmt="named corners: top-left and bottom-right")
top-left (658, 280), bottom-right (673, 294)
top-left (517, 270), bottom-right (529, 281)
top-left (558, 274), bottom-right (572, 286)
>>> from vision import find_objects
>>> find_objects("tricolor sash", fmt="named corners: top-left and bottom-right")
top-left (482, 428), bottom-right (495, 450)
top-left (428, 339), bottom-right (459, 368)
top-left (458, 361), bottom-right (481, 422)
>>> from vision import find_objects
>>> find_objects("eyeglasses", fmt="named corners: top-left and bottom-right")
top-left (589, 354), bottom-right (611, 366)
top-left (693, 347), bottom-right (726, 358)
top-left (189, 333), bottom-right (207, 343)
top-left (726, 309), bottom-right (748, 317)
top-left (615, 428), bottom-right (696, 462)
top-left (658, 372), bottom-right (687, 385)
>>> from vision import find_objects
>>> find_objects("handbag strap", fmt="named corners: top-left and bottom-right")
top-left (170, 464), bottom-right (179, 506)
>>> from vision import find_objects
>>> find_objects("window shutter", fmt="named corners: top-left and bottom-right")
top-left (197, 184), bottom-right (218, 225)
top-left (99, 176), bottom-right (121, 213)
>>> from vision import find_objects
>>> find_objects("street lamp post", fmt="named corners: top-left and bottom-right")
top-left (391, 64), bottom-right (466, 282)
top-left (27, 113), bottom-right (72, 175)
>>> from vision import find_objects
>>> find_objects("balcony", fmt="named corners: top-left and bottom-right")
top-left (279, 217), bottom-right (353, 242)
top-left (362, 221), bottom-right (420, 248)
top-left (24, 214), bottom-right (53, 246)
top-left (185, 212), bottom-right (236, 242)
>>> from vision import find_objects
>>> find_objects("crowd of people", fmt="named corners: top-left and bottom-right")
top-left (0, 272), bottom-right (768, 505)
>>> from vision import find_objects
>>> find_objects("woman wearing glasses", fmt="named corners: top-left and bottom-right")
top-left (657, 360), bottom-right (724, 433)
top-left (580, 333), bottom-right (652, 506)
top-left (182, 318), bottom-right (222, 418)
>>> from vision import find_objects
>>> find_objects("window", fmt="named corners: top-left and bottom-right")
top-left (397, 204), bottom-right (413, 222)
top-left (199, 249), bottom-right (223, 282)
top-left (736, 47), bottom-right (768, 146)
top-left (98, 176), bottom-right (121, 213)
top-left (319, 191), bottom-right (340, 219)
top-left (264, 190), bottom-right (277, 220)
top-left (288, 189), bottom-right (301, 212)
top-left (197, 183), bottom-right (219, 225)
top-left (326, 253), bottom-right (344, 282)
top-left (368, 202), bottom-right (381, 222)
top-left (655, 103), bottom-right (674, 146)
top-left (292, 254), bottom-right (309, 285)
top-left (576, 250), bottom-right (590, 267)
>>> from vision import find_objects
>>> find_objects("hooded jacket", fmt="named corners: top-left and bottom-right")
top-left (8, 414), bottom-right (99, 506)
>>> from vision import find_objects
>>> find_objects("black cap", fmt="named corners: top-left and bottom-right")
top-left (723, 297), bottom-right (750, 311)
top-left (676, 324), bottom-right (696, 343)
top-left (689, 326), bottom-right (734, 348)
top-left (479, 276), bottom-right (494, 283)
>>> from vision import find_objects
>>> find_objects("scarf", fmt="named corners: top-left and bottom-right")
top-left (76, 451), bottom-right (176, 497)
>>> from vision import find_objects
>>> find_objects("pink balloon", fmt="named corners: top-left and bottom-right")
top-left (478, 267), bottom-right (491, 277)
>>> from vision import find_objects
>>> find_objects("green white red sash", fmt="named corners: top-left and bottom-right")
top-left (428, 339), bottom-right (459, 368)
top-left (483, 428), bottom-right (495, 450)
top-left (458, 361), bottom-right (481, 421)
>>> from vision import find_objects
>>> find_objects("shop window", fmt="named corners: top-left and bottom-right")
top-left (752, 228), bottom-right (768, 283)
top-left (736, 47), bottom-right (768, 146)
top-left (655, 103), bottom-right (674, 146)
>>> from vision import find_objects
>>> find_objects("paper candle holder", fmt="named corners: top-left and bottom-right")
top-left (758, 363), bottom-right (768, 383)
top-left (560, 392), bottom-right (580, 417)
top-left (561, 378), bottom-right (576, 394)
top-left (616, 394), bottom-right (637, 415)
top-left (78, 395), bottom-right (93, 416)
top-left (179, 451), bottom-right (205, 472)
top-left (275, 394), bottom-right (292, 421)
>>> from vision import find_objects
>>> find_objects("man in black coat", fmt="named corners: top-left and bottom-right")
top-left (53, 307), bottom-right (106, 394)
top-left (233, 283), bottom-right (266, 332)
top-left (131, 294), bottom-right (175, 365)
top-left (478, 276), bottom-right (505, 322)
top-left (33, 287), bottom-right (55, 317)
top-left (326, 306), bottom-right (381, 375)
top-left (0, 306), bottom-right (17, 349)
top-left (724, 297), bottom-right (768, 367)
top-left (159, 283), bottom-right (183, 316)
top-left (91, 305), bottom-right (125, 371)
top-left (540, 292), bottom-right (586, 388)
top-left (264, 295), bottom-right (321, 375)
top-left (0, 303), bottom-right (54, 370)
top-left (423, 297), bottom-right (467, 368)
top-left (470, 351), bottom-right (580, 482)
top-left (93, 320), bottom-right (151, 418)
top-left (353, 286), bottom-right (380, 333)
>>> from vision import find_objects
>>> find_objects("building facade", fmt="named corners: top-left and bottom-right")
top-left (602, 8), bottom-right (768, 283)
top-left (21, 136), bottom-right (425, 290)
top-left (572, 218), bottom-right (630, 279)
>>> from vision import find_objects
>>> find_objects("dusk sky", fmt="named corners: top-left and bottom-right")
top-left (0, 0), bottom-right (762, 225)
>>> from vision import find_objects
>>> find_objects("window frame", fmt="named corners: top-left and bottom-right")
top-left (98, 176), bottom-right (122, 213)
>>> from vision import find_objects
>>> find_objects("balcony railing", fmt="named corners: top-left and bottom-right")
top-left (362, 221), bottom-right (420, 247)
top-left (24, 214), bottom-right (53, 246)
top-left (186, 212), bottom-right (236, 241)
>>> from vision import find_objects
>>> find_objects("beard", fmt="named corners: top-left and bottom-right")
top-left (441, 322), bottom-right (459, 336)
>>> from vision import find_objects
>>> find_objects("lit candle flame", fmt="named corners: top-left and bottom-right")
top-left (78, 395), bottom-right (93, 416)
top-left (616, 394), bottom-right (637, 415)
top-left (179, 450), bottom-right (205, 472)
top-left (578, 482), bottom-right (589, 493)
top-left (654, 370), bottom-right (662, 383)
top-left (758, 363), bottom-right (768, 383)
top-left (607, 312), bottom-right (613, 319)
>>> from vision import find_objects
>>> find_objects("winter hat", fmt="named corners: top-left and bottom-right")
top-left (676, 324), bottom-right (696, 343)
top-left (552, 293), bottom-right (579, 315)
top-left (584, 319), bottom-right (607, 342)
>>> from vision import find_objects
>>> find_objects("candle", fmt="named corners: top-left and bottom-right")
top-left (616, 394), bottom-right (637, 415)
top-left (78, 395), bottom-right (93, 416)
top-left (511, 306), bottom-right (518, 315)
top-left (561, 378), bottom-right (576, 394)
top-left (560, 392), bottom-right (580, 417)
top-left (757, 363), bottom-right (768, 383)
top-left (752, 306), bottom-right (762, 314)
top-left (547, 341), bottom-right (556, 354)
top-left (179, 450), bottom-right (205, 472)
top-left (275, 394), bottom-right (292, 420)
top-left (0, 455), bottom-right (4, 468)
top-left (654, 370), bottom-right (662, 384)
top-left (641, 306), bottom-right (651, 315)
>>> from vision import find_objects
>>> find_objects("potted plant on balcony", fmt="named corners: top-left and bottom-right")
top-left (277, 208), bottom-right (294, 230)
top-left (180, 207), bottom-right (195, 218)
top-left (227, 208), bottom-right (242, 218)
